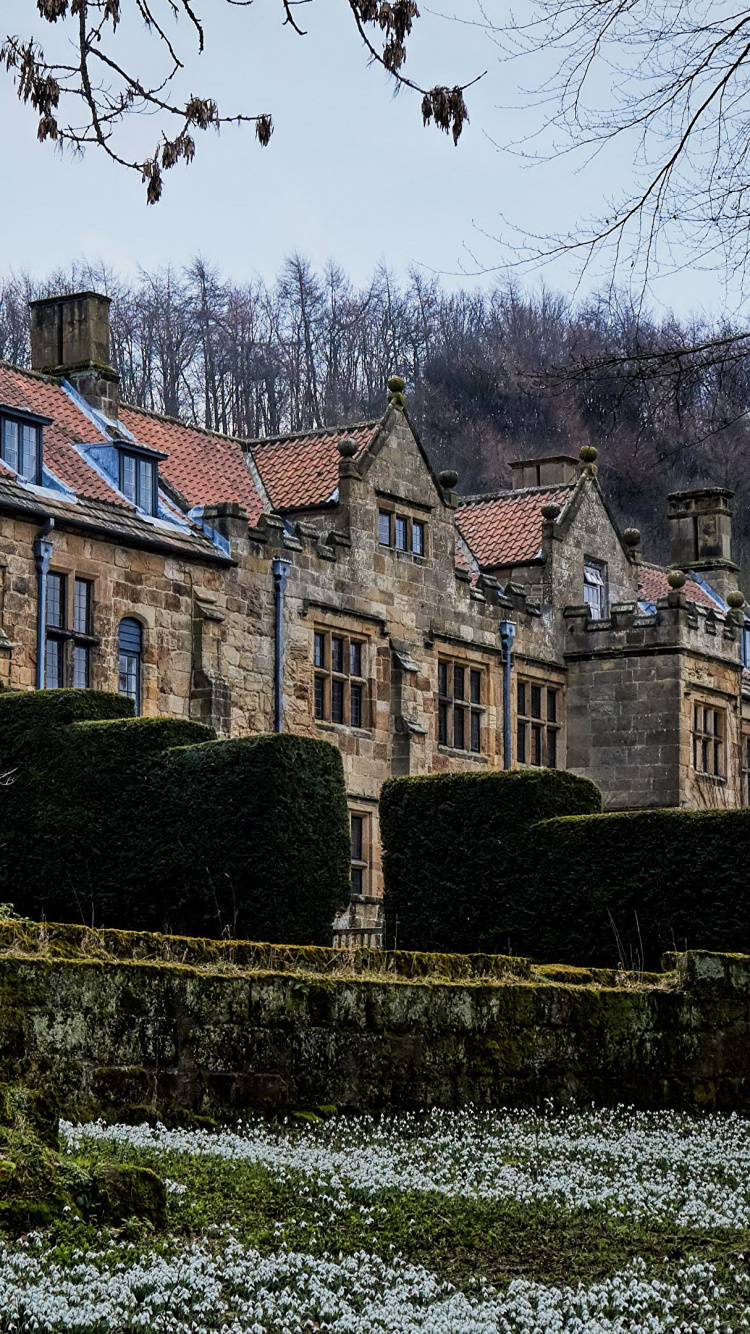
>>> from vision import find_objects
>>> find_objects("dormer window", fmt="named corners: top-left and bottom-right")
top-left (0, 406), bottom-right (49, 485)
top-left (118, 449), bottom-right (157, 516)
top-left (583, 558), bottom-right (608, 619)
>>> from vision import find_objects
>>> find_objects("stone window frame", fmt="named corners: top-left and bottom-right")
top-left (313, 627), bottom-right (369, 731)
top-left (743, 732), bottom-right (750, 805)
top-left (516, 677), bottom-right (561, 769)
top-left (377, 505), bottom-right (428, 559)
top-left (349, 808), bottom-right (372, 899)
top-left (692, 702), bottom-right (726, 779)
top-left (437, 655), bottom-right (486, 754)
top-left (45, 570), bottom-right (98, 690)
top-left (583, 557), bottom-right (608, 620)
top-left (118, 616), bottom-right (144, 715)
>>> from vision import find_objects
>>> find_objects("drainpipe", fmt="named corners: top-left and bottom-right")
top-left (272, 558), bottom-right (291, 733)
top-left (499, 618), bottom-right (516, 770)
top-left (33, 518), bottom-right (55, 690)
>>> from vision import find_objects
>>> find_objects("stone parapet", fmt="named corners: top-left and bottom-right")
top-left (564, 595), bottom-right (741, 666)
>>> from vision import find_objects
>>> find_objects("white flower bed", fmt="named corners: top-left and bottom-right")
top-left (0, 1241), bottom-right (746, 1334)
top-left (63, 1106), bottom-right (750, 1230)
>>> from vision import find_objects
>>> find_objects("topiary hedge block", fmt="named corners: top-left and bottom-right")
top-left (0, 690), bottom-right (351, 945)
top-left (381, 768), bottom-right (602, 954)
top-left (525, 807), bottom-right (750, 969)
top-left (0, 708), bottom-right (213, 925)
top-left (151, 732), bottom-right (352, 943)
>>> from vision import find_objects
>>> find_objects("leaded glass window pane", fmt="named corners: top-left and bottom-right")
top-left (73, 643), bottom-right (90, 688)
top-left (20, 424), bottom-right (39, 481)
top-left (1, 419), bottom-right (18, 472)
top-left (73, 579), bottom-right (91, 635)
top-left (45, 637), bottom-right (64, 689)
top-left (46, 573), bottom-right (65, 629)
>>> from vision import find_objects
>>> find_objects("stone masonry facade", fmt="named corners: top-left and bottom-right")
top-left (1, 292), bottom-right (749, 946)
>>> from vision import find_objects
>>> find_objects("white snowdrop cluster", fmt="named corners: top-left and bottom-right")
top-left (0, 1241), bottom-right (746, 1333)
top-left (63, 1105), bottom-right (750, 1230)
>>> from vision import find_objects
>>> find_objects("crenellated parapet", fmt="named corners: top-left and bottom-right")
top-left (564, 590), bottom-right (742, 667)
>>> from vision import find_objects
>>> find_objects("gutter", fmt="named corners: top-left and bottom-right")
top-left (0, 494), bottom-right (234, 566)
top-left (33, 518), bottom-right (54, 690)
top-left (272, 558), bottom-right (291, 732)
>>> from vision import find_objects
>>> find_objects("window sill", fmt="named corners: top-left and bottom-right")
top-left (438, 745), bottom-right (487, 763)
top-left (315, 720), bottom-right (372, 738)
top-left (379, 545), bottom-right (429, 563)
top-left (694, 771), bottom-right (727, 784)
top-left (46, 630), bottom-right (101, 646)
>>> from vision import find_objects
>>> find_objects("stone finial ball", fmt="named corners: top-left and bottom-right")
top-left (438, 468), bottom-right (459, 490)
top-left (727, 589), bottom-right (746, 609)
top-left (623, 527), bottom-right (641, 548)
top-left (337, 436), bottom-right (358, 459)
top-left (387, 375), bottom-right (406, 393)
top-left (579, 445), bottom-right (598, 464)
top-left (541, 502), bottom-right (561, 520)
top-left (667, 568), bottom-right (687, 589)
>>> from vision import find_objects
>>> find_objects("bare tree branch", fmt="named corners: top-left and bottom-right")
top-left (2, 0), bottom-right (480, 200)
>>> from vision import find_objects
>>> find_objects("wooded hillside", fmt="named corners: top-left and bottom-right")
top-left (3, 259), bottom-right (749, 573)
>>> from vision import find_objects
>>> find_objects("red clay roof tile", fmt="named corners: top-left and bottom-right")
top-left (637, 564), bottom-right (722, 609)
top-left (455, 485), bottom-right (574, 568)
top-left (118, 405), bottom-right (265, 525)
top-left (249, 423), bottom-right (379, 511)
top-left (0, 364), bottom-right (131, 506)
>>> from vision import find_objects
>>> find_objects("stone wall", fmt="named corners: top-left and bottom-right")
top-left (3, 404), bottom-right (750, 938)
top-left (565, 593), bottom-right (745, 809)
top-left (1, 922), bottom-right (749, 1118)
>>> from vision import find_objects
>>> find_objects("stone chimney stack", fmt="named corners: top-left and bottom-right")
top-left (668, 487), bottom-right (739, 600)
top-left (29, 291), bottom-right (119, 419)
top-left (509, 455), bottom-right (579, 488)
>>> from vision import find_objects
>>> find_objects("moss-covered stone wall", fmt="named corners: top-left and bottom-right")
top-left (0, 922), bottom-right (749, 1119)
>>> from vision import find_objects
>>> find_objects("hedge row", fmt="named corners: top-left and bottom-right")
top-left (0, 690), bottom-right (350, 943)
top-left (380, 768), bottom-right (602, 955)
top-left (381, 769), bottom-right (750, 967)
top-left (526, 808), bottom-right (750, 968)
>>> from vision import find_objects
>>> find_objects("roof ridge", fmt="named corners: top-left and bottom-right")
top-left (120, 399), bottom-right (251, 447)
top-left (248, 420), bottom-right (380, 449)
top-left (458, 482), bottom-right (576, 506)
top-left (0, 359), bottom-right (61, 388)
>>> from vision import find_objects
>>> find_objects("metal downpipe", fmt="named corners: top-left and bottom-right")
top-left (272, 558), bottom-right (291, 733)
top-left (499, 618), bottom-right (516, 770)
top-left (33, 518), bottom-right (55, 690)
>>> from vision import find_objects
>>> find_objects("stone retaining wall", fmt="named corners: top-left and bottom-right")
top-left (0, 923), bottom-right (748, 1118)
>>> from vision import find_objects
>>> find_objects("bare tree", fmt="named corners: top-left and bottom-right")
top-left (484, 0), bottom-right (750, 293)
top-left (5, 255), bottom-right (750, 573)
top-left (1, 0), bottom-right (478, 201)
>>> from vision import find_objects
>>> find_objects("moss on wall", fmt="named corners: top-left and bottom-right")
top-left (0, 922), bottom-right (746, 1118)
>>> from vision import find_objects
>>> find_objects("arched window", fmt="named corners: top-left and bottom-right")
top-left (118, 617), bottom-right (143, 714)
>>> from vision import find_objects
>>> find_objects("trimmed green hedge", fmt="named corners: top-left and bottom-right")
top-left (381, 768), bottom-right (602, 954)
top-left (152, 733), bottom-right (352, 942)
top-left (525, 808), bottom-right (750, 968)
top-left (0, 691), bottom-right (350, 944)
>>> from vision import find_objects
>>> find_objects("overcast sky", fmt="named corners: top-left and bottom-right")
top-left (0, 0), bottom-right (734, 318)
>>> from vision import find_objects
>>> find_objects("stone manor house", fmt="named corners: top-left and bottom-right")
top-left (0, 291), bottom-right (749, 944)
